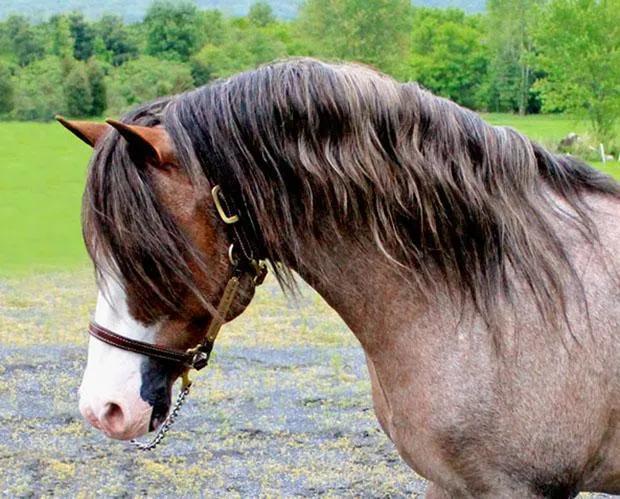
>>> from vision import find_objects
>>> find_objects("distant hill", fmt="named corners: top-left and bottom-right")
top-left (0, 0), bottom-right (486, 23)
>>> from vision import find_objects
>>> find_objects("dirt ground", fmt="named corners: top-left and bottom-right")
top-left (0, 271), bottom-right (616, 497)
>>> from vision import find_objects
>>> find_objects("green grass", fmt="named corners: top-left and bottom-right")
top-left (482, 113), bottom-right (585, 143)
top-left (482, 113), bottom-right (619, 180)
top-left (1, 115), bottom-right (618, 274)
top-left (0, 122), bottom-right (92, 274)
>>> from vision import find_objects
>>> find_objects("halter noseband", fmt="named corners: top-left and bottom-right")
top-left (87, 184), bottom-right (267, 383)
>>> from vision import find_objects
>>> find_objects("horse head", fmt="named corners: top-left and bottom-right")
top-left (57, 114), bottom-right (260, 441)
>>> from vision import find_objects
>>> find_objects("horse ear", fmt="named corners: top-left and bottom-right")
top-left (55, 116), bottom-right (110, 148)
top-left (105, 119), bottom-right (175, 167)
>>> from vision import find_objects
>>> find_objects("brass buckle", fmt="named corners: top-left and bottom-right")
top-left (252, 260), bottom-right (268, 286)
top-left (211, 185), bottom-right (240, 224)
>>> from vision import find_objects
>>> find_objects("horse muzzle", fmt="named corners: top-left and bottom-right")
top-left (79, 384), bottom-right (154, 440)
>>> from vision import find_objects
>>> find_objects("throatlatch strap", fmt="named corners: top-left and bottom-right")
top-left (206, 275), bottom-right (240, 344)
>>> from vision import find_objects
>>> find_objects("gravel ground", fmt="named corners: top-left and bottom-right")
top-left (0, 344), bottom-right (424, 497)
top-left (0, 270), bottom-right (616, 497)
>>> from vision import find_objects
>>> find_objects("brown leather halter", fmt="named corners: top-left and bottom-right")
top-left (87, 184), bottom-right (267, 379)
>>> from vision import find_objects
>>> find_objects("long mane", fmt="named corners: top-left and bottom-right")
top-left (85, 58), bottom-right (620, 330)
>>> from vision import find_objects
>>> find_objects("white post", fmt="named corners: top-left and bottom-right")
top-left (600, 143), bottom-right (606, 163)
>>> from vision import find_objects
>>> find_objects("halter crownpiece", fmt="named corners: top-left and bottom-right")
top-left (87, 184), bottom-right (267, 450)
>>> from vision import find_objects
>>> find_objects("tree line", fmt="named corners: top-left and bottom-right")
top-left (0, 0), bottom-right (617, 147)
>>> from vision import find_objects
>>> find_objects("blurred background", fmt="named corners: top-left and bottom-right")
top-left (0, 0), bottom-right (618, 273)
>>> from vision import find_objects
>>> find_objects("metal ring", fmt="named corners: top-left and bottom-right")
top-left (228, 244), bottom-right (239, 266)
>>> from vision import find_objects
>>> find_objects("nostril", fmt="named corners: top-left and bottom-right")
top-left (80, 401), bottom-right (103, 430)
top-left (102, 402), bottom-right (125, 432)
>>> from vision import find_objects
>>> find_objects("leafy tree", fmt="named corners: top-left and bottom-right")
top-left (87, 58), bottom-right (107, 116)
top-left (191, 24), bottom-right (287, 84)
top-left (92, 35), bottom-right (112, 64)
top-left (96, 15), bottom-right (139, 66)
top-left (486, 0), bottom-right (544, 114)
top-left (297, 0), bottom-right (412, 76)
top-left (11, 56), bottom-right (65, 120)
top-left (144, 0), bottom-right (202, 61)
top-left (408, 8), bottom-right (489, 109)
top-left (3, 15), bottom-right (45, 67)
top-left (248, 1), bottom-right (276, 27)
top-left (198, 9), bottom-right (228, 47)
top-left (69, 12), bottom-right (96, 61)
top-left (0, 60), bottom-right (14, 115)
top-left (47, 14), bottom-right (75, 59)
top-left (0, 22), bottom-right (11, 60)
top-left (533, 0), bottom-right (620, 147)
top-left (105, 56), bottom-right (194, 115)
top-left (263, 19), bottom-right (309, 56)
top-left (65, 63), bottom-right (93, 117)
top-left (191, 44), bottom-right (249, 85)
top-left (245, 26), bottom-right (288, 64)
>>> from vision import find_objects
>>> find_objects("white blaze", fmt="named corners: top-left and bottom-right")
top-left (79, 272), bottom-right (161, 439)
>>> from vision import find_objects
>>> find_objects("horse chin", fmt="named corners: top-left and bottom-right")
top-left (138, 357), bottom-right (175, 435)
top-left (148, 396), bottom-right (172, 433)
top-left (149, 412), bottom-right (167, 433)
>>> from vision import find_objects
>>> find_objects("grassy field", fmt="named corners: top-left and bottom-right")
top-left (484, 113), bottom-right (618, 178)
top-left (1, 114), bottom-right (618, 275)
top-left (0, 122), bottom-right (92, 274)
top-left (484, 112), bottom-right (588, 142)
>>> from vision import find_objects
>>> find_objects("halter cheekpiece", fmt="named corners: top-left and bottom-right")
top-left (87, 184), bottom-right (267, 450)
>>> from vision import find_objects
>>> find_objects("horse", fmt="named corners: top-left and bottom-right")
top-left (57, 58), bottom-right (620, 498)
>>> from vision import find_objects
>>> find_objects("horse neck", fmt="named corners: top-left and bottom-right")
top-left (290, 234), bottom-right (431, 355)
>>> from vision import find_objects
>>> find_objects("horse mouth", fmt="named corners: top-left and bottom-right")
top-left (149, 410), bottom-right (168, 432)
top-left (148, 400), bottom-right (171, 432)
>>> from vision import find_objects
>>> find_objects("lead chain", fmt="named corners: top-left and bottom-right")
top-left (130, 381), bottom-right (192, 451)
